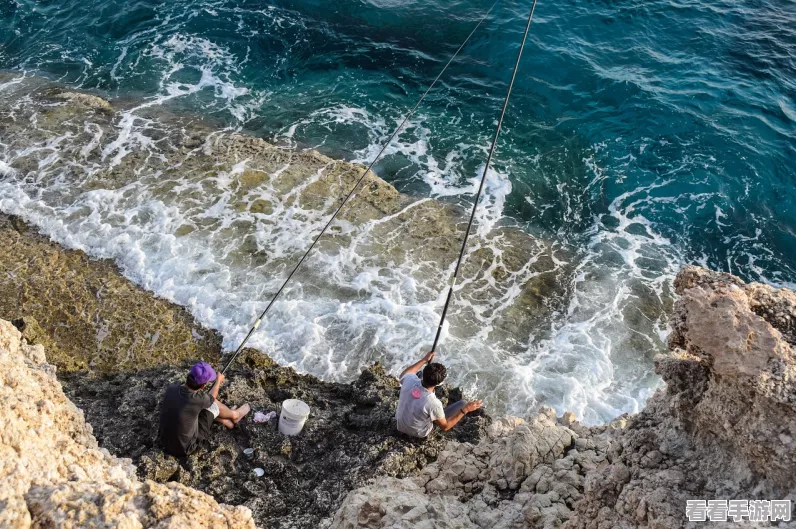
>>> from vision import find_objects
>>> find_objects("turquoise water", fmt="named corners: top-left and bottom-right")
top-left (1, 0), bottom-right (795, 421)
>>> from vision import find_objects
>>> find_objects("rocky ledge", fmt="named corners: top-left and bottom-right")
top-left (0, 318), bottom-right (255, 529)
top-left (331, 266), bottom-right (796, 529)
top-left (59, 348), bottom-right (487, 529)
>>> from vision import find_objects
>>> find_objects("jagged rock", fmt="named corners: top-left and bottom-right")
top-left (54, 91), bottom-right (113, 112)
top-left (666, 266), bottom-right (796, 488)
top-left (331, 408), bottom-right (580, 529)
top-left (139, 450), bottom-right (182, 482)
top-left (566, 266), bottom-right (796, 528)
top-left (488, 415), bottom-right (574, 490)
top-left (0, 319), bottom-right (254, 529)
top-left (486, 416), bottom-right (524, 439)
top-left (560, 411), bottom-right (577, 427)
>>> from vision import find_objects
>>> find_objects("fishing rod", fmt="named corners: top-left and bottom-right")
top-left (220, 0), bottom-right (499, 375)
top-left (430, 0), bottom-right (538, 354)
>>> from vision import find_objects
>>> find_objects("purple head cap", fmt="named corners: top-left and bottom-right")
top-left (188, 362), bottom-right (217, 385)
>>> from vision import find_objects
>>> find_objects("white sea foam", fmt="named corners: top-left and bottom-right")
top-left (0, 71), bottom-right (683, 425)
top-left (0, 160), bottom-right (15, 176)
top-left (522, 182), bottom-right (680, 422)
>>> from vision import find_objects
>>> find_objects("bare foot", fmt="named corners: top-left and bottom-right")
top-left (233, 403), bottom-right (251, 424)
top-left (217, 418), bottom-right (235, 429)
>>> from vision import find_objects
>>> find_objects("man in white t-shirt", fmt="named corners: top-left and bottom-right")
top-left (395, 351), bottom-right (483, 438)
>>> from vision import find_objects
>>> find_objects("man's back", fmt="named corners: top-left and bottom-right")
top-left (395, 374), bottom-right (444, 438)
top-left (159, 383), bottom-right (214, 457)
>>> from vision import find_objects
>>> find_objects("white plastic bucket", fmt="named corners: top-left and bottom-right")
top-left (279, 399), bottom-right (310, 436)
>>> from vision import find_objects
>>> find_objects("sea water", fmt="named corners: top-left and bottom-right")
top-left (0, 0), bottom-right (794, 424)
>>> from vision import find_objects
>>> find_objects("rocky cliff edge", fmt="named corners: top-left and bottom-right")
top-left (330, 266), bottom-right (796, 529)
top-left (0, 319), bottom-right (255, 529)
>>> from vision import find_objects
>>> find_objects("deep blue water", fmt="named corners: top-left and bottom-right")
top-left (2, 0), bottom-right (794, 283)
top-left (1, 0), bottom-right (795, 420)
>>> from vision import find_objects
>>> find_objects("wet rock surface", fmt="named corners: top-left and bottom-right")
top-left (0, 75), bottom-right (576, 377)
top-left (0, 214), bottom-right (222, 374)
top-left (330, 266), bottom-right (796, 529)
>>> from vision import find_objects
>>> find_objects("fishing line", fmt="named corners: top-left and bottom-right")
top-left (221, 0), bottom-right (499, 375)
top-left (430, 0), bottom-right (539, 353)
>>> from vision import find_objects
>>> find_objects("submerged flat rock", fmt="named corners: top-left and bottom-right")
top-left (0, 74), bottom-right (603, 416)
top-left (0, 75), bottom-right (572, 353)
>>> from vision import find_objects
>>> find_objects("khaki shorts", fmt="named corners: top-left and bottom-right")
top-left (205, 401), bottom-right (220, 419)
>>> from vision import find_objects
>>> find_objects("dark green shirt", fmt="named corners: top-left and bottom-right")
top-left (159, 384), bottom-right (214, 457)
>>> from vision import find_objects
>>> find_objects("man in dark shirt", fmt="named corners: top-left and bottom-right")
top-left (159, 362), bottom-right (251, 457)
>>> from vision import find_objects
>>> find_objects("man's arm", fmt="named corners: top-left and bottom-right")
top-left (434, 400), bottom-right (483, 432)
top-left (400, 351), bottom-right (436, 379)
top-left (209, 373), bottom-right (225, 401)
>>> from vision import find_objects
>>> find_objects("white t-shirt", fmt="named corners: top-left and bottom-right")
top-left (395, 374), bottom-right (444, 438)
